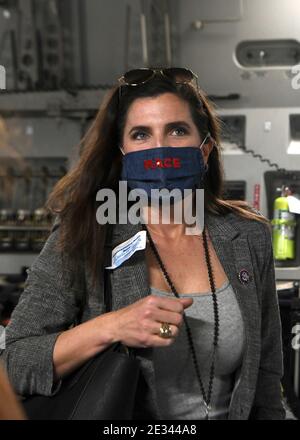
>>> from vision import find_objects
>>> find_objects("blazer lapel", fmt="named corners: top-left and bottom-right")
top-left (205, 212), bottom-right (260, 334)
top-left (206, 212), bottom-right (261, 415)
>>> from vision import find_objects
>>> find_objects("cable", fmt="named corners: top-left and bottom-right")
top-left (237, 144), bottom-right (288, 173)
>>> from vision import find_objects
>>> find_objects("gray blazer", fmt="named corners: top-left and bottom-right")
top-left (0, 211), bottom-right (286, 420)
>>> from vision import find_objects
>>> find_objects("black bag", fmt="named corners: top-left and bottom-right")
top-left (23, 342), bottom-right (141, 420)
top-left (22, 225), bottom-right (141, 420)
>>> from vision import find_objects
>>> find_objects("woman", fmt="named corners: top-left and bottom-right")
top-left (0, 68), bottom-right (285, 420)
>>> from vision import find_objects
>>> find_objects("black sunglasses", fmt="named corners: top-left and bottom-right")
top-left (118, 67), bottom-right (199, 99)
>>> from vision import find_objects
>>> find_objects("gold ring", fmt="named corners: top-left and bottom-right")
top-left (159, 323), bottom-right (172, 339)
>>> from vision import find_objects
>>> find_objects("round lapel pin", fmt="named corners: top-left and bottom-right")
top-left (238, 269), bottom-right (251, 284)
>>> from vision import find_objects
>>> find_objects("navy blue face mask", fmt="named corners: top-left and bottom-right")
top-left (120, 132), bottom-right (210, 199)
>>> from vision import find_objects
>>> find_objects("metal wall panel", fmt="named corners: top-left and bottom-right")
top-left (178, 0), bottom-right (300, 108)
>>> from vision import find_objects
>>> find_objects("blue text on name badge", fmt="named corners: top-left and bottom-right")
top-left (105, 230), bottom-right (146, 269)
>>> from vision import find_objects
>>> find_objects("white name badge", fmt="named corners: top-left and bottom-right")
top-left (105, 230), bottom-right (147, 270)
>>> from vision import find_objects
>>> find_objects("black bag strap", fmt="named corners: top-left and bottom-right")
top-left (103, 224), bottom-right (113, 313)
top-left (103, 224), bottom-right (136, 356)
top-left (76, 223), bottom-right (113, 319)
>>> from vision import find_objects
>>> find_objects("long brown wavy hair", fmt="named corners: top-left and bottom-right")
top-left (46, 75), bottom-right (268, 287)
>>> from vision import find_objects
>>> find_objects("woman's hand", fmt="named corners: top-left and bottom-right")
top-left (112, 295), bottom-right (193, 348)
top-left (53, 295), bottom-right (193, 379)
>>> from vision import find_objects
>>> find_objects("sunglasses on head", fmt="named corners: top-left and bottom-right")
top-left (118, 67), bottom-right (199, 99)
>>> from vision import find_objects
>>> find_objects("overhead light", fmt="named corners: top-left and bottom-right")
top-left (191, 20), bottom-right (204, 30)
top-left (235, 39), bottom-right (300, 70)
top-left (3, 9), bottom-right (10, 18)
top-left (287, 141), bottom-right (300, 155)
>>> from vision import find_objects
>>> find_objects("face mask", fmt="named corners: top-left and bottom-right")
top-left (120, 132), bottom-right (210, 199)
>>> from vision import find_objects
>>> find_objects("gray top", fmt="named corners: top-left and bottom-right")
top-left (0, 211), bottom-right (285, 419)
top-left (151, 280), bottom-right (245, 420)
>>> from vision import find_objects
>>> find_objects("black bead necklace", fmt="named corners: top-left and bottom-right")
top-left (144, 224), bottom-right (220, 420)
